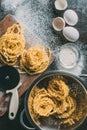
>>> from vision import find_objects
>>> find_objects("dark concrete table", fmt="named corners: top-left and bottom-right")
top-left (0, 0), bottom-right (87, 130)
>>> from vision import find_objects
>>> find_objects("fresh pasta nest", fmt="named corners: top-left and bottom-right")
top-left (0, 23), bottom-right (51, 75)
top-left (20, 45), bottom-right (51, 75)
top-left (0, 23), bottom-right (25, 65)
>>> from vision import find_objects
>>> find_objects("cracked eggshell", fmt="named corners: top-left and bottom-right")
top-left (63, 26), bottom-right (80, 42)
top-left (55, 0), bottom-right (68, 10)
top-left (63, 9), bottom-right (78, 26)
top-left (52, 17), bottom-right (65, 31)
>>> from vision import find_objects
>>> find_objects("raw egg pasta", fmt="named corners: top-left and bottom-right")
top-left (33, 97), bottom-right (56, 117)
top-left (0, 23), bottom-right (25, 65)
top-left (6, 23), bottom-right (23, 35)
top-left (28, 78), bottom-right (78, 127)
top-left (28, 86), bottom-right (40, 125)
top-left (56, 96), bottom-right (76, 119)
top-left (47, 79), bottom-right (70, 100)
top-left (20, 45), bottom-right (51, 75)
top-left (33, 88), bottom-right (56, 116)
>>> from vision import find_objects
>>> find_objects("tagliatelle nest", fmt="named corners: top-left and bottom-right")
top-left (33, 88), bottom-right (56, 117)
top-left (55, 96), bottom-right (76, 119)
top-left (20, 45), bottom-right (51, 75)
top-left (47, 79), bottom-right (70, 100)
top-left (0, 23), bottom-right (25, 65)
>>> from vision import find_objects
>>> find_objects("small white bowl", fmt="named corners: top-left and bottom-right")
top-left (55, 0), bottom-right (68, 10)
top-left (52, 17), bottom-right (65, 31)
top-left (58, 43), bottom-right (81, 69)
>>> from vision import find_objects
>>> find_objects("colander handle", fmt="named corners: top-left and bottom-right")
top-left (20, 109), bottom-right (35, 130)
top-left (79, 74), bottom-right (87, 77)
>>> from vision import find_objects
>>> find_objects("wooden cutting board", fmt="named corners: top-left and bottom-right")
top-left (0, 14), bottom-right (54, 117)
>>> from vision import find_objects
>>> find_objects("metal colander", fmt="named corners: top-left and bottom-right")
top-left (25, 70), bottom-right (87, 130)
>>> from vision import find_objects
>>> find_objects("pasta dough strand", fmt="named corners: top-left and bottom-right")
top-left (20, 45), bottom-right (50, 75)
top-left (0, 23), bottom-right (25, 65)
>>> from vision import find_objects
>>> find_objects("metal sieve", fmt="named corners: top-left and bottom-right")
top-left (20, 70), bottom-right (87, 130)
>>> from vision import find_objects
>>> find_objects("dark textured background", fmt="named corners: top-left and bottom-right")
top-left (0, 0), bottom-right (87, 130)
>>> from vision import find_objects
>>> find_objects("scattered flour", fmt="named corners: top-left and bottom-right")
top-left (1, 0), bottom-right (58, 49)
top-left (1, 0), bottom-right (85, 75)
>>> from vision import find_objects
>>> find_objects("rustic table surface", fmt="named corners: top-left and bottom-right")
top-left (0, 0), bottom-right (87, 130)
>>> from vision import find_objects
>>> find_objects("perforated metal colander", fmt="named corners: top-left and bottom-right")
top-left (21, 70), bottom-right (87, 130)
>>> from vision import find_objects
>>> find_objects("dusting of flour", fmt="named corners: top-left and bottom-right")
top-left (1, 0), bottom-right (59, 49)
top-left (1, 0), bottom-right (85, 75)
